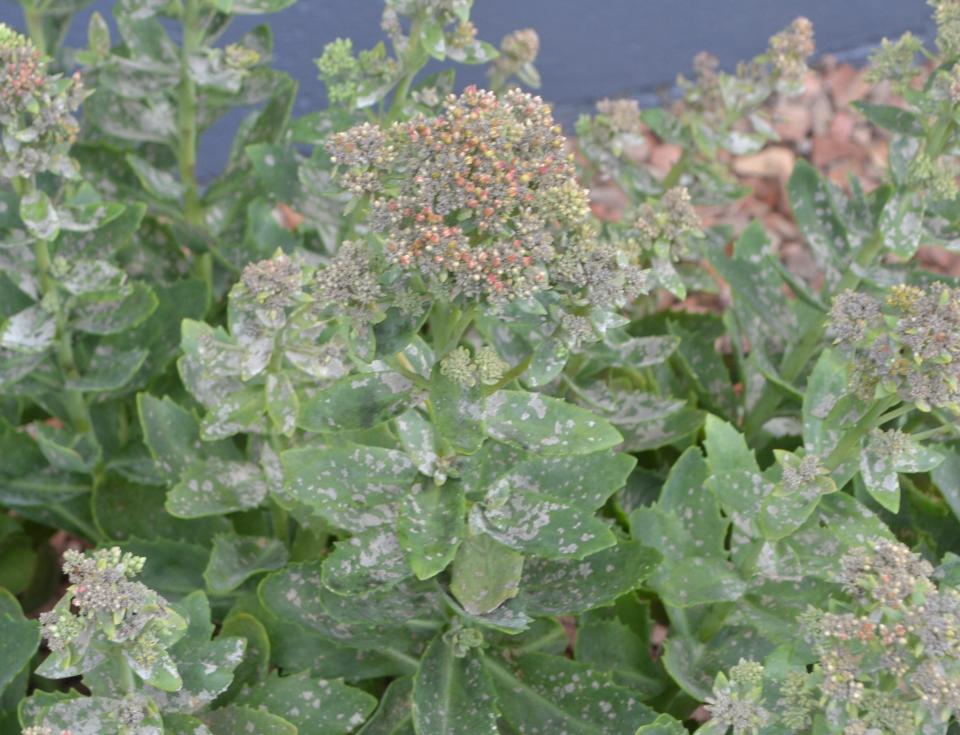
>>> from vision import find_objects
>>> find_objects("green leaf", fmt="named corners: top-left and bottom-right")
top-left (137, 393), bottom-right (200, 481)
top-left (72, 283), bottom-right (159, 335)
top-left (398, 482), bottom-right (465, 580)
top-left (323, 528), bottom-right (411, 595)
top-left (235, 670), bottom-right (377, 734)
top-left (515, 541), bottom-right (661, 616)
top-left (933, 448), bottom-right (960, 523)
top-left (879, 192), bottom-right (924, 259)
top-left (358, 676), bottom-right (414, 735)
top-left (126, 154), bottom-right (186, 202)
top-left (66, 347), bottom-right (148, 391)
top-left (0, 304), bottom-right (55, 354)
top-left (281, 444), bottom-right (416, 532)
top-left (484, 390), bottom-right (622, 455)
top-left (217, 612), bottom-right (272, 702)
top-left (149, 591), bottom-right (245, 711)
top-left (0, 590), bottom-right (39, 693)
top-left (852, 101), bottom-right (923, 136)
top-left (19, 189), bottom-right (59, 240)
top-left (203, 534), bottom-right (289, 594)
top-left (430, 366), bottom-right (486, 454)
top-left (788, 160), bottom-right (849, 279)
top-left (860, 432), bottom-right (944, 513)
top-left (474, 485), bottom-right (617, 559)
top-left (412, 637), bottom-right (498, 735)
top-left (265, 372), bottom-right (299, 437)
top-left (298, 372), bottom-right (412, 432)
top-left (488, 450), bottom-right (636, 511)
top-left (450, 532), bottom-right (524, 615)
top-left (486, 653), bottom-right (657, 734)
top-left (662, 626), bottom-right (774, 701)
top-left (212, 0), bottom-right (298, 13)
top-left (202, 706), bottom-right (296, 735)
top-left (167, 458), bottom-right (268, 518)
top-left (247, 144), bottom-right (300, 201)
top-left (635, 714), bottom-right (688, 734)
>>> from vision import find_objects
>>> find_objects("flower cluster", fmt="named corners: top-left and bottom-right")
top-left (329, 86), bottom-right (629, 304)
top-left (709, 538), bottom-right (960, 733)
top-left (0, 24), bottom-right (85, 180)
top-left (865, 32), bottom-right (923, 90)
top-left (316, 37), bottom-right (398, 108)
top-left (767, 17), bottom-right (815, 89)
top-left (705, 659), bottom-right (771, 734)
top-left (829, 284), bottom-right (960, 411)
top-left (314, 240), bottom-right (384, 320)
top-left (37, 548), bottom-right (186, 686)
top-left (931, 0), bottom-right (960, 56)
top-left (489, 28), bottom-right (541, 90)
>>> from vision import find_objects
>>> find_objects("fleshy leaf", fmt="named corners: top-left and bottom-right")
top-left (398, 482), bottom-right (466, 580)
top-left (298, 371), bottom-right (412, 432)
top-left (166, 458), bottom-right (268, 518)
top-left (203, 534), bottom-right (289, 594)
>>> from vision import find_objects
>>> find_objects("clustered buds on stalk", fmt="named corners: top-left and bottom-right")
top-left (439, 344), bottom-right (508, 387)
top-left (708, 538), bottom-right (960, 734)
top-left (489, 28), bottom-right (541, 90)
top-left (0, 24), bottom-right (85, 180)
top-left (767, 17), bottom-right (815, 88)
top-left (37, 547), bottom-right (186, 689)
top-left (829, 284), bottom-right (960, 411)
top-left (865, 32), bottom-right (924, 90)
top-left (316, 37), bottom-right (398, 108)
top-left (328, 86), bottom-right (642, 305)
top-left (705, 659), bottom-right (771, 733)
top-left (930, 0), bottom-right (960, 56)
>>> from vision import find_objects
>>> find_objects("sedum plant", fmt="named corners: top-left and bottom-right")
top-left (1, 0), bottom-right (960, 734)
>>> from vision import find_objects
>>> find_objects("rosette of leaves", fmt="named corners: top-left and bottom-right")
top-left (701, 538), bottom-right (960, 734)
top-left (20, 547), bottom-right (378, 735)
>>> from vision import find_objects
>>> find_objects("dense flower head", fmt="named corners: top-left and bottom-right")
top-left (767, 16), bottom-right (815, 88)
top-left (439, 344), bottom-right (508, 387)
top-left (314, 240), bottom-right (383, 318)
top-left (328, 86), bottom-right (610, 303)
top-left (829, 284), bottom-right (960, 411)
top-left (240, 254), bottom-right (303, 311)
top-left (594, 98), bottom-right (644, 136)
top-left (0, 23), bottom-right (84, 179)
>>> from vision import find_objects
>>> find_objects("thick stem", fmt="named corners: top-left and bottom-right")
top-left (824, 396), bottom-right (899, 472)
top-left (33, 238), bottom-right (93, 434)
top-left (177, 0), bottom-right (203, 228)
top-left (23, 5), bottom-right (47, 55)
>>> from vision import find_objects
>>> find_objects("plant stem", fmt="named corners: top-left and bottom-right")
top-left (23, 5), bottom-right (47, 55)
top-left (177, 0), bottom-right (203, 228)
top-left (824, 396), bottom-right (899, 472)
top-left (33, 238), bottom-right (93, 434)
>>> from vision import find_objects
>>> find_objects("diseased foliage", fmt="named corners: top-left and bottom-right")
top-left (1, 1), bottom-right (959, 733)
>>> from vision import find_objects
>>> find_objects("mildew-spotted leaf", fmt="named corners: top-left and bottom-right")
top-left (486, 449), bottom-right (636, 511)
top-left (486, 653), bottom-right (658, 734)
top-left (430, 366), bottom-right (486, 455)
top-left (322, 528), bottom-right (411, 595)
top-left (265, 371), bottom-right (299, 437)
top-left (398, 482), bottom-right (465, 580)
top-left (234, 670), bottom-right (377, 734)
top-left (203, 534), bottom-right (289, 594)
top-left (0, 589), bottom-right (39, 693)
top-left (515, 541), bottom-right (660, 616)
top-left (166, 457), bottom-right (268, 518)
top-left (259, 562), bottom-right (421, 649)
top-left (860, 430), bottom-right (944, 513)
top-left (281, 444), bottom-right (416, 532)
top-left (298, 371), bottom-right (412, 432)
top-left (202, 705), bottom-right (296, 735)
top-left (412, 637), bottom-right (498, 735)
top-left (0, 303), bottom-right (55, 353)
top-left (450, 531), bottom-right (524, 615)
top-left (635, 714), bottom-right (689, 734)
top-left (472, 488), bottom-right (617, 559)
top-left (662, 626), bottom-right (774, 701)
top-left (26, 693), bottom-right (165, 735)
top-left (357, 676), bottom-right (414, 735)
top-left (396, 408), bottom-right (438, 476)
top-left (72, 282), bottom-right (159, 335)
top-left (137, 393), bottom-right (200, 481)
top-left (147, 592), bottom-right (246, 714)
top-left (483, 390), bottom-right (622, 455)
